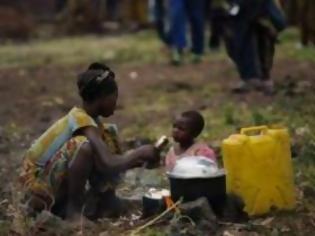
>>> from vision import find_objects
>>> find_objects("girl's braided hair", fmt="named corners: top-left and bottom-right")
top-left (77, 62), bottom-right (118, 102)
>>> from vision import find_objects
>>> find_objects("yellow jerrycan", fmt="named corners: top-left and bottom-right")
top-left (222, 126), bottom-right (296, 216)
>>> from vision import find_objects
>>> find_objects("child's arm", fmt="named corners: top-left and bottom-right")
top-left (82, 126), bottom-right (159, 173)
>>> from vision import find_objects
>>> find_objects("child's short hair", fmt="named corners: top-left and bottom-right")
top-left (181, 110), bottom-right (205, 137)
top-left (77, 63), bottom-right (118, 102)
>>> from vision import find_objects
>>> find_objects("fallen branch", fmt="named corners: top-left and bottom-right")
top-left (218, 221), bottom-right (249, 228)
top-left (218, 220), bottom-right (274, 229)
top-left (129, 198), bottom-right (183, 236)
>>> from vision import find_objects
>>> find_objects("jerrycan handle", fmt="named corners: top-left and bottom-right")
top-left (241, 126), bottom-right (268, 135)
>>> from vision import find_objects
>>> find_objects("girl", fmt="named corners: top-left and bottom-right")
top-left (20, 63), bottom-right (160, 221)
top-left (165, 110), bottom-right (217, 171)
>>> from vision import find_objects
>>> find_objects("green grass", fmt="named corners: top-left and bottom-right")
top-left (278, 28), bottom-right (315, 62)
top-left (0, 31), bottom-right (162, 68)
top-left (1, 27), bottom-right (314, 69)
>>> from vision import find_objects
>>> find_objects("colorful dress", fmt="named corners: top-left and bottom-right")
top-left (165, 143), bottom-right (217, 171)
top-left (19, 107), bottom-right (121, 210)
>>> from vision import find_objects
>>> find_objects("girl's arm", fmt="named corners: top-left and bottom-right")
top-left (82, 126), bottom-right (159, 173)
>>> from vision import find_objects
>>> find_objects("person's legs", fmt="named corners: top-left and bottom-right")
top-left (209, 10), bottom-right (224, 50)
top-left (256, 25), bottom-right (276, 95)
top-left (55, 0), bottom-right (67, 13)
top-left (154, 0), bottom-right (169, 45)
top-left (66, 142), bottom-right (94, 220)
top-left (85, 188), bottom-right (124, 219)
top-left (234, 20), bottom-right (260, 77)
top-left (226, 18), bottom-right (261, 92)
top-left (106, 0), bottom-right (120, 21)
top-left (20, 136), bottom-right (95, 219)
top-left (300, 0), bottom-right (310, 46)
top-left (84, 166), bottom-right (122, 219)
top-left (168, 0), bottom-right (186, 56)
top-left (185, 0), bottom-right (205, 56)
top-left (237, 30), bottom-right (261, 81)
top-left (257, 26), bottom-right (275, 81)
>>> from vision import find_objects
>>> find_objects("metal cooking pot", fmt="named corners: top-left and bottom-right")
top-left (167, 156), bottom-right (226, 215)
top-left (142, 189), bottom-right (170, 217)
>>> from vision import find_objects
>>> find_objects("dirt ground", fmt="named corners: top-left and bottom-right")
top-left (1, 30), bottom-right (315, 235)
top-left (1, 57), bottom-right (314, 157)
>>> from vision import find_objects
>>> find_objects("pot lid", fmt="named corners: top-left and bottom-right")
top-left (167, 156), bottom-right (225, 179)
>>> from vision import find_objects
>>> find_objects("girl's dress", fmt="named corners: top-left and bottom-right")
top-left (20, 107), bottom-right (121, 210)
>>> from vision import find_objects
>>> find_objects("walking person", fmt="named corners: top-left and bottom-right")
top-left (168, 0), bottom-right (206, 65)
top-left (225, 0), bottom-right (286, 94)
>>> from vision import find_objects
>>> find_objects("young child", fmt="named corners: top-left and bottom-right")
top-left (165, 110), bottom-right (217, 171)
top-left (20, 63), bottom-right (160, 221)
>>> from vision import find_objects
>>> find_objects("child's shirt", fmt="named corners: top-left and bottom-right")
top-left (165, 143), bottom-right (217, 171)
